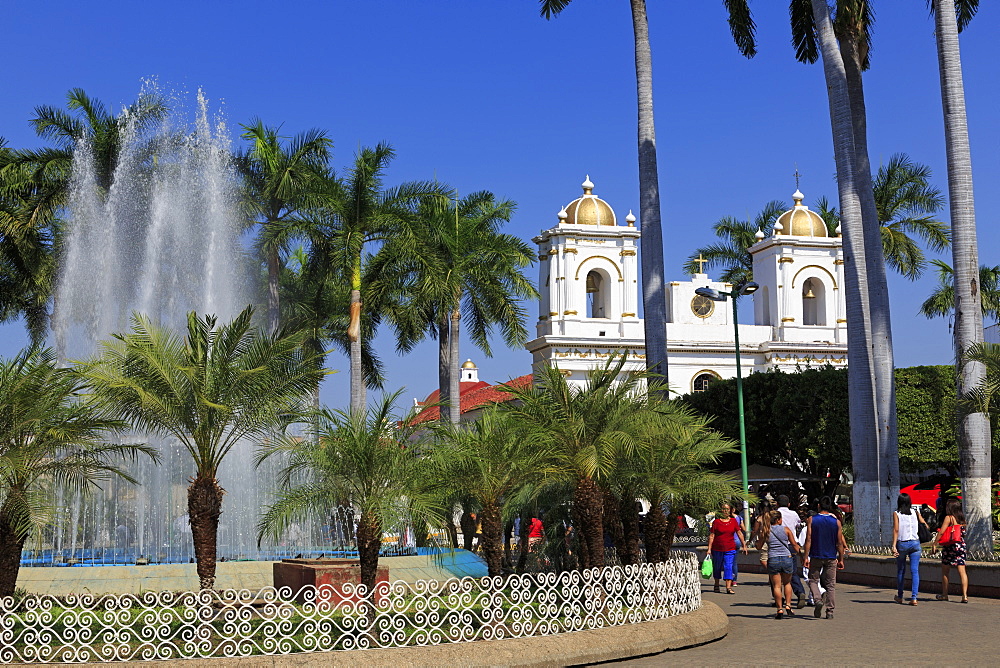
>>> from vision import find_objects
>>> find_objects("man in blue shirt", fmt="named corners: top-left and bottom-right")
top-left (803, 496), bottom-right (846, 619)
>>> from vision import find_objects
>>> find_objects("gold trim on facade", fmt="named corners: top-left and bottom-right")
top-left (562, 248), bottom-right (578, 255)
top-left (622, 312), bottom-right (636, 317)
top-left (836, 318), bottom-right (846, 323)
top-left (620, 249), bottom-right (636, 256)
top-left (563, 310), bottom-right (578, 315)
top-left (781, 317), bottom-right (795, 322)
top-left (779, 257), bottom-right (795, 263)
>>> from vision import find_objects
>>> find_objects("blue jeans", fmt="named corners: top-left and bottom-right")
top-left (896, 539), bottom-right (921, 599)
top-left (790, 555), bottom-right (804, 596)
top-left (711, 550), bottom-right (737, 580)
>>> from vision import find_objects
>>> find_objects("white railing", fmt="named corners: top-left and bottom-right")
top-left (0, 553), bottom-right (701, 663)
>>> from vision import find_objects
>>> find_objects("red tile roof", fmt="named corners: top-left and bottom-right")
top-left (411, 374), bottom-right (533, 425)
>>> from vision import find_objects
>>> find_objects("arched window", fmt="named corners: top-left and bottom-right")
top-left (802, 278), bottom-right (826, 326)
top-left (585, 269), bottom-right (609, 318)
top-left (692, 372), bottom-right (718, 393)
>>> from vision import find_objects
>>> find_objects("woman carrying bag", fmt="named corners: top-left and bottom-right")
top-left (930, 498), bottom-right (969, 603)
top-left (891, 493), bottom-right (929, 605)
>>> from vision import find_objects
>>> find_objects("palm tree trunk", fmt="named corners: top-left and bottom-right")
top-left (459, 502), bottom-right (476, 552)
top-left (267, 246), bottom-right (281, 335)
top-left (601, 487), bottom-right (625, 560)
top-left (573, 476), bottom-right (604, 569)
top-left (644, 504), bottom-right (668, 563)
top-left (0, 514), bottom-right (26, 598)
top-left (480, 503), bottom-right (504, 577)
top-left (449, 308), bottom-right (461, 424)
top-left (933, 0), bottom-right (993, 553)
top-left (810, 0), bottom-right (883, 545)
top-left (437, 319), bottom-right (450, 424)
top-left (618, 494), bottom-right (642, 566)
top-left (629, 0), bottom-right (669, 388)
top-left (348, 252), bottom-right (365, 414)
top-left (842, 34), bottom-right (900, 542)
top-left (188, 474), bottom-right (224, 590)
top-left (356, 509), bottom-right (382, 594)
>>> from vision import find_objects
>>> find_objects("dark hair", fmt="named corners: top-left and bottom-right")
top-left (769, 511), bottom-right (782, 525)
top-left (819, 496), bottom-right (835, 513)
top-left (945, 498), bottom-right (966, 525)
top-left (897, 493), bottom-right (913, 515)
top-left (777, 494), bottom-right (790, 508)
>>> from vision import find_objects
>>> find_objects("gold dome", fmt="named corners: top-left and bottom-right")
top-left (461, 359), bottom-right (477, 369)
top-left (562, 176), bottom-right (617, 226)
top-left (775, 190), bottom-right (828, 237)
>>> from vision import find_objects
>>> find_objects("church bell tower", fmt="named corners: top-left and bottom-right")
top-left (525, 177), bottom-right (646, 386)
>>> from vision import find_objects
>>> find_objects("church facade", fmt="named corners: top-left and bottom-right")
top-left (524, 177), bottom-right (848, 395)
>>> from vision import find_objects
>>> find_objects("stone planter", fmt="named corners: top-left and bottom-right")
top-left (272, 558), bottom-right (389, 605)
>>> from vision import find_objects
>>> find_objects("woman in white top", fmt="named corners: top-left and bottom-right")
top-left (891, 493), bottom-right (929, 605)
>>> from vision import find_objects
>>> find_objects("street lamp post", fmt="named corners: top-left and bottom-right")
top-left (695, 281), bottom-right (759, 533)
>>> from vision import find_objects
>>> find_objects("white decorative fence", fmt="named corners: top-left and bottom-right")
top-left (0, 553), bottom-right (701, 663)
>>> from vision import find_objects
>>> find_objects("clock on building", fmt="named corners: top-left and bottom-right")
top-left (691, 294), bottom-right (715, 318)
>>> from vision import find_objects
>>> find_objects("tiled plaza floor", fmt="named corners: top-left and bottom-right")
top-left (606, 571), bottom-right (1000, 667)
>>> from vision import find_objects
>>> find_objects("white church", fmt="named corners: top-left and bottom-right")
top-left (524, 176), bottom-right (848, 395)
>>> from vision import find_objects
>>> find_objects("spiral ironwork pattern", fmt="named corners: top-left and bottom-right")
top-left (0, 553), bottom-right (701, 663)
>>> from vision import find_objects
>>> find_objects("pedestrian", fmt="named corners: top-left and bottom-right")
top-left (803, 496), bottom-right (845, 619)
top-left (731, 500), bottom-right (745, 588)
top-left (706, 501), bottom-right (747, 594)
top-left (527, 514), bottom-right (544, 553)
top-left (776, 494), bottom-right (806, 608)
top-left (755, 510), bottom-right (801, 619)
top-left (931, 498), bottom-right (969, 603)
top-left (892, 492), bottom-right (929, 605)
top-left (751, 499), bottom-right (773, 571)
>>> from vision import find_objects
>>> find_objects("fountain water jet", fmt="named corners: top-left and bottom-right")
top-left (40, 87), bottom-right (327, 566)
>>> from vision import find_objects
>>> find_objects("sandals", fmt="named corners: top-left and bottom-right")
top-left (961, 598), bottom-right (969, 604)
top-left (725, 588), bottom-right (736, 595)
top-left (784, 607), bottom-right (795, 616)
top-left (713, 584), bottom-right (721, 593)
top-left (775, 610), bottom-right (784, 620)
top-left (935, 594), bottom-right (949, 601)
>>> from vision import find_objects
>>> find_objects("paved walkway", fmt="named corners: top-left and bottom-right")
top-left (604, 571), bottom-right (1000, 667)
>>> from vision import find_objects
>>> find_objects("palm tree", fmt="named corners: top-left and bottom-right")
top-left (682, 201), bottom-right (786, 283)
top-left (376, 192), bottom-right (537, 423)
top-left (805, 0), bottom-right (886, 544)
top-left (627, 404), bottom-right (742, 562)
top-left (540, 0), bottom-right (757, 388)
top-left (962, 342), bottom-right (1000, 432)
top-left (931, 0), bottom-right (992, 552)
top-left (0, 348), bottom-right (156, 597)
top-left (0, 141), bottom-right (57, 344)
top-left (430, 409), bottom-right (552, 575)
top-left (920, 261), bottom-right (1000, 324)
top-left (235, 121), bottom-right (332, 334)
top-left (500, 356), bottom-right (659, 569)
top-left (257, 390), bottom-right (442, 595)
top-left (312, 144), bottom-right (444, 413)
top-left (80, 306), bottom-right (322, 589)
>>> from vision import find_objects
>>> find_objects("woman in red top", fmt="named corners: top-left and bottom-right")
top-left (706, 502), bottom-right (747, 594)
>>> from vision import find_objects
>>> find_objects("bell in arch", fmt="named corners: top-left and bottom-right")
top-left (586, 272), bottom-right (601, 293)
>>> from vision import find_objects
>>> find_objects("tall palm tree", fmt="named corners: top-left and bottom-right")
top-left (376, 192), bottom-right (537, 423)
top-left (235, 121), bottom-right (332, 335)
top-left (500, 356), bottom-right (659, 569)
top-left (80, 306), bottom-right (322, 589)
top-left (931, 0), bottom-right (992, 552)
top-left (540, 0), bottom-right (757, 389)
top-left (430, 409), bottom-right (552, 576)
top-left (962, 342), bottom-right (1000, 434)
top-left (920, 261), bottom-right (1000, 324)
top-left (0, 141), bottom-right (57, 344)
top-left (805, 0), bottom-right (886, 544)
top-left (0, 348), bottom-right (156, 597)
top-left (257, 390), bottom-right (442, 595)
top-left (312, 144), bottom-right (444, 413)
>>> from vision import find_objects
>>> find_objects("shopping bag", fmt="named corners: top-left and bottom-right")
top-left (700, 555), bottom-right (714, 579)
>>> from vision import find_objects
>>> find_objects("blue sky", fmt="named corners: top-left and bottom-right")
top-left (2, 1), bottom-right (998, 408)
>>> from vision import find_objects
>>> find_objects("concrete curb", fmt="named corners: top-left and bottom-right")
top-left (52, 602), bottom-right (727, 667)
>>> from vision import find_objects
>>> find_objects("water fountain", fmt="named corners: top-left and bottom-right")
top-left (35, 88), bottom-right (332, 566)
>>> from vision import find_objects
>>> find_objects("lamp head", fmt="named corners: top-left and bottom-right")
top-left (738, 281), bottom-right (759, 296)
top-left (695, 287), bottom-right (725, 301)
